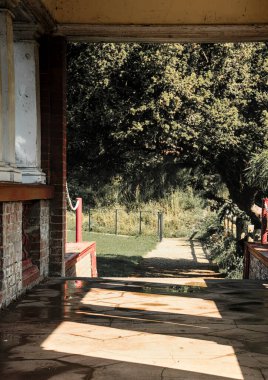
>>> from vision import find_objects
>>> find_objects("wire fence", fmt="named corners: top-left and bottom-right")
top-left (88, 208), bottom-right (164, 241)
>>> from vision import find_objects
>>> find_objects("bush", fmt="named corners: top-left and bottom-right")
top-left (199, 214), bottom-right (243, 279)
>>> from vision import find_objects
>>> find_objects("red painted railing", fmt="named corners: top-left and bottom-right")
top-left (75, 197), bottom-right (83, 243)
top-left (261, 198), bottom-right (268, 244)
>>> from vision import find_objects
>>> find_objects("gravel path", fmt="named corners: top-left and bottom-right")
top-left (140, 238), bottom-right (220, 278)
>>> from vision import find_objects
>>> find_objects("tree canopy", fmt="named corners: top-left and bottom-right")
top-left (67, 42), bottom-right (268, 218)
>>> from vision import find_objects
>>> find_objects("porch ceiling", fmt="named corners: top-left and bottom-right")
top-left (41, 0), bottom-right (268, 25)
top-left (9, 1), bottom-right (268, 42)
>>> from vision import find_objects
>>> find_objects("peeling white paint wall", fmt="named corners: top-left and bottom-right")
top-left (14, 40), bottom-right (45, 184)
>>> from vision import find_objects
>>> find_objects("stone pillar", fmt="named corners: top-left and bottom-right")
top-left (14, 39), bottom-right (46, 183)
top-left (0, 8), bottom-right (21, 182)
top-left (40, 36), bottom-right (67, 276)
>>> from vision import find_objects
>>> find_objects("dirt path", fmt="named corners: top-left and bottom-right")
top-left (140, 238), bottom-right (221, 278)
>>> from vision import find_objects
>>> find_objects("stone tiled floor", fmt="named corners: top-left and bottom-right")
top-left (0, 277), bottom-right (268, 379)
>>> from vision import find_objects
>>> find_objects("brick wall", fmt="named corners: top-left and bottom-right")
top-left (0, 200), bottom-right (50, 308)
top-left (0, 202), bottom-right (23, 307)
top-left (39, 36), bottom-right (67, 277)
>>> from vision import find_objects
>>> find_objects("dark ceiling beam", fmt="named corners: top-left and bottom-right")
top-left (57, 23), bottom-right (268, 43)
top-left (13, 0), bottom-right (56, 35)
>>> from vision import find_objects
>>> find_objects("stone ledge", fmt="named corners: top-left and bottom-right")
top-left (247, 242), bottom-right (268, 267)
top-left (65, 242), bottom-right (97, 277)
top-left (244, 242), bottom-right (268, 279)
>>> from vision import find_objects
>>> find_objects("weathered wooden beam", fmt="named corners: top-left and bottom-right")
top-left (57, 24), bottom-right (268, 43)
top-left (0, 183), bottom-right (54, 201)
top-left (20, 0), bottom-right (56, 32)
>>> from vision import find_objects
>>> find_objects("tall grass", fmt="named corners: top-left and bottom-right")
top-left (67, 189), bottom-right (210, 238)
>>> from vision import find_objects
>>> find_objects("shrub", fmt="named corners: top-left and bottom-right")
top-left (199, 214), bottom-right (243, 279)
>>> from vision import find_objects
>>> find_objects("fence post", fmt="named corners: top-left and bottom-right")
top-left (139, 211), bottom-right (142, 235)
top-left (157, 212), bottom-right (159, 237)
top-left (160, 212), bottom-right (164, 241)
top-left (76, 197), bottom-right (83, 243)
top-left (115, 209), bottom-right (118, 235)
top-left (247, 224), bottom-right (255, 243)
top-left (236, 217), bottom-right (243, 241)
top-left (158, 212), bottom-right (163, 241)
top-left (224, 216), bottom-right (228, 236)
top-left (232, 215), bottom-right (236, 235)
top-left (227, 215), bottom-right (230, 235)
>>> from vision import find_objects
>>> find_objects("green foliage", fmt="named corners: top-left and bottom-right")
top-left (199, 214), bottom-right (244, 279)
top-left (245, 150), bottom-right (268, 192)
top-left (67, 42), bottom-right (268, 219)
top-left (207, 235), bottom-right (243, 279)
top-left (195, 213), bottom-right (223, 240)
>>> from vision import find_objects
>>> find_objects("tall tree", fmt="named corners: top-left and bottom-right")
top-left (67, 42), bottom-right (268, 218)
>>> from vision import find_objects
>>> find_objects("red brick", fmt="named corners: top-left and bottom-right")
top-left (40, 36), bottom-right (67, 277)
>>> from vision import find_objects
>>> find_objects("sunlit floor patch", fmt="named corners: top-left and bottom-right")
top-left (42, 321), bottom-right (243, 379)
top-left (80, 288), bottom-right (223, 319)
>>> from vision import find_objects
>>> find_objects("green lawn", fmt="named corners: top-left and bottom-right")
top-left (67, 231), bottom-right (157, 276)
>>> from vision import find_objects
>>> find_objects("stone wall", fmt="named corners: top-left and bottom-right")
top-left (0, 200), bottom-right (50, 308)
top-left (0, 202), bottom-right (22, 307)
top-left (40, 201), bottom-right (50, 277)
top-left (249, 255), bottom-right (268, 280)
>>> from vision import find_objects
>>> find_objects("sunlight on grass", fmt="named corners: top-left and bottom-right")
top-left (67, 231), bottom-right (158, 276)
top-left (67, 231), bottom-right (157, 257)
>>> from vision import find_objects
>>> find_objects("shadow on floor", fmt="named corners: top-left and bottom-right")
top-left (0, 278), bottom-right (268, 379)
top-left (98, 254), bottom-right (220, 278)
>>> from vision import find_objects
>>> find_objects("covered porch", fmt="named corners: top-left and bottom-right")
top-left (0, 1), bottom-right (268, 306)
top-left (0, 2), bottom-right (268, 378)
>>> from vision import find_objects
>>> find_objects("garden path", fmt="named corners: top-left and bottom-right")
top-left (140, 238), bottom-right (221, 278)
